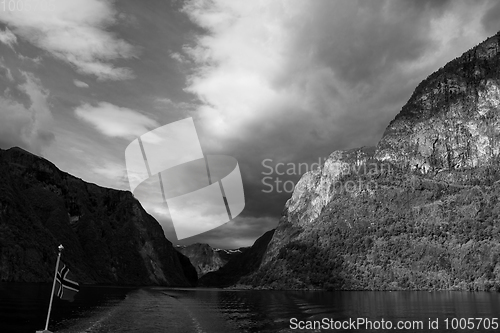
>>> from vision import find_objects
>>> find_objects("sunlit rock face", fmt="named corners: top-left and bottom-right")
top-left (244, 32), bottom-right (500, 291)
top-left (375, 32), bottom-right (500, 172)
top-left (0, 147), bottom-right (194, 286)
top-left (286, 147), bottom-right (375, 225)
top-left (261, 147), bottom-right (375, 267)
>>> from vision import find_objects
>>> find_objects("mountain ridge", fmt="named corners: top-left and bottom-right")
top-left (175, 243), bottom-right (245, 277)
top-left (199, 229), bottom-right (275, 288)
top-left (238, 31), bottom-right (500, 290)
top-left (0, 146), bottom-right (196, 286)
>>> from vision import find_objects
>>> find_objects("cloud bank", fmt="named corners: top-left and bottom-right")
top-left (180, 0), bottom-right (497, 226)
top-left (0, 0), bottom-right (136, 80)
top-left (183, 0), bottom-right (491, 150)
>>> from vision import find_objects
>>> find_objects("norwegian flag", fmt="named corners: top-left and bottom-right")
top-left (55, 262), bottom-right (80, 302)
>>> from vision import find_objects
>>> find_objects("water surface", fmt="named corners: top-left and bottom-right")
top-left (2, 284), bottom-right (500, 332)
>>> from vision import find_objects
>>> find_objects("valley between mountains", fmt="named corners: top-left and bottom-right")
top-left (2, 32), bottom-right (500, 292)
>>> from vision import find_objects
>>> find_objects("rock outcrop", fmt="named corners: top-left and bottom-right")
top-left (199, 230), bottom-right (274, 287)
top-left (175, 243), bottom-right (243, 277)
top-left (0, 147), bottom-right (195, 286)
top-left (376, 32), bottom-right (500, 172)
top-left (244, 32), bottom-right (500, 291)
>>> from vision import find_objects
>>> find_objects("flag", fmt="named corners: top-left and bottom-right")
top-left (55, 262), bottom-right (79, 302)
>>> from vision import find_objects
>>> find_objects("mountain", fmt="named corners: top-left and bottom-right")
top-left (175, 243), bottom-right (244, 277)
top-left (198, 230), bottom-right (274, 287)
top-left (175, 251), bottom-right (199, 286)
top-left (0, 147), bottom-right (196, 286)
top-left (375, 31), bottom-right (500, 171)
top-left (242, 32), bottom-right (500, 291)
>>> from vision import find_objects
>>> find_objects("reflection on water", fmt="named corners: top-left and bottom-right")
top-left (1, 284), bottom-right (500, 333)
top-left (165, 289), bottom-right (500, 333)
top-left (0, 283), bottom-right (133, 333)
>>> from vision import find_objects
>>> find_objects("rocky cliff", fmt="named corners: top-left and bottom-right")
top-left (0, 147), bottom-right (195, 286)
top-left (175, 243), bottom-right (243, 277)
top-left (376, 32), bottom-right (500, 172)
top-left (244, 32), bottom-right (500, 291)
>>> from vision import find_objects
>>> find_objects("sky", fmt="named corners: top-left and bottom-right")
top-left (0, 0), bottom-right (499, 248)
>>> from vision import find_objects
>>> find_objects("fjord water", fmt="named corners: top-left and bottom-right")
top-left (0, 283), bottom-right (133, 333)
top-left (1, 284), bottom-right (500, 333)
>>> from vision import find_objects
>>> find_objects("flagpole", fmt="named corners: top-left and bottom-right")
top-left (43, 244), bottom-right (64, 332)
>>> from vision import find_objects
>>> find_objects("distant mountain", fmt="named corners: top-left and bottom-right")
top-left (175, 243), bottom-right (245, 277)
top-left (0, 147), bottom-right (195, 286)
top-left (243, 32), bottom-right (500, 290)
top-left (199, 230), bottom-right (274, 287)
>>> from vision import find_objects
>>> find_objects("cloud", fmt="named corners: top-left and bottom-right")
top-left (180, 0), bottom-right (495, 224)
top-left (142, 195), bottom-right (275, 248)
top-left (154, 97), bottom-right (196, 112)
top-left (0, 27), bottom-right (16, 49)
top-left (90, 159), bottom-right (128, 187)
top-left (0, 0), bottom-right (136, 80)
top-left (177, 215), bottom-right (277, 248)
top-left (73, 79), bottom-right (89, 88)
top-left (18, 54), bottom-right (42, 64)
top-left (0, 72), bottom-right (54, 153)
top-left (482, 1), bottom-right (500, 34)
top-left (0, 57), bottom-right (13, 81)
top-left (170, 51), bottom-right (190, 64)
top-left (75, 102), bottom-right (159, 139)
top-left (182, 1), bottom-right (490, 149)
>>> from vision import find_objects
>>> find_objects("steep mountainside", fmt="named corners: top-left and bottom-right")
top-left (376, 32), bottom-right (500, 171)
top-left (243, 32), bottom-right (500, 291)
top-left (175, 243), bottom-right (243, 277)
top-left (199, 230), bottom-right (274, 287)
top-left (0, 147), bottom-right (195, 286)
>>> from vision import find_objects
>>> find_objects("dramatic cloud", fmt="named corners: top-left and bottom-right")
top-left (1, 1), bottom-right (496, 248)
top-left (73, 79), bottom-right (89, 88)
top-left (0, 0), bottom-right (136, 80)
top-left (75, 102), bottom-right (159, 140)
top-left (183, 0), bottom-right (490, 151)
top-left (180, 0), bottom-right (495, 225)
top-left (0, 72), bottom-right (54, 153)
top-left (0, 27), bottom-right (16, 49)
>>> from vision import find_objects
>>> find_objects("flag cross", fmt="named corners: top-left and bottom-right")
top-left (56, 264), bottom-right (80, 299)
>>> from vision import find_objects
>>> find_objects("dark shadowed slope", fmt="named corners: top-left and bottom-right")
top-left (0, 147), bottom-right (194, 286)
